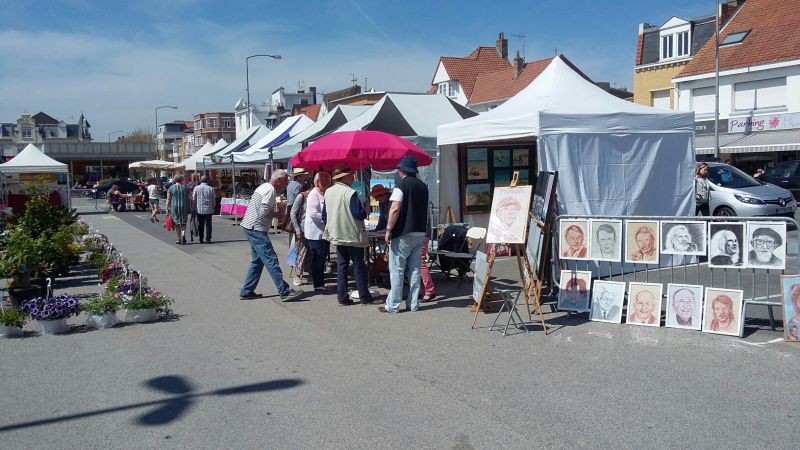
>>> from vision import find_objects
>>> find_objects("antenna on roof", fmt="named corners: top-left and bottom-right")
top-left (349, 73), bottom-right (358, 87)
top-left (510, 33), bottom-right (526, 60)
top-left (363, 77), bottom-right (368, 91)
top-left (298, 80), bottom-right (305, 92)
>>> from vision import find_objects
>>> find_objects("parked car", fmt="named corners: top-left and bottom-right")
top-left (760, 160), bottom-right (800, 200)
top-left (91, 180), bottom-right (140, 199)
top-left (706, 162), bottom-right (796, 217)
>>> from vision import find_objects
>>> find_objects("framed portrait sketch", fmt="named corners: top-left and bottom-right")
top-left (590, 280), bottom-right (625, 323)
top-left (559, 219), bottom-right (590, 260)
top-left (486, 185), bottom-right (533, 244)
top-left (589, 219), bottom-right (622, 262)
top-left (665, 284), bottom-right (704, 330)
top-left (557, 270), bottom-right (592, 312)
top-left (625, 221), bottom-right (660, 264)
top-left (661, 221), bottom-right (706, 256)
top-left (626, 282), bottom-right (663, 327)
top-left (781, 275), bottom-right (800, 342)
top-left (707, 222), bottom-right (745, 269)
top-left (702, 288), bottom-right (744, 337)
top-left (745, 221), bottom-right (787, 270)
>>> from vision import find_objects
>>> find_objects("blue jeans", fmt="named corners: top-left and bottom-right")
top-left (336, 245), bottom-right (371, 302)
top-left (385, 233), bottom-right (425, 312)
top-left (307, 239), bottom-right (328, 288)
top-left (240, 228), bottom-right (290, 297)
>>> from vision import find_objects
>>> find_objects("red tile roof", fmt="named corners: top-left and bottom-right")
top-left (433, 46), bottom-right (511, 99)
top-left (679, 0), bottom-right (800, 77)
top-left (293, 104), bottom-right (321, 121)
top-left (468, 56), bottom-right (554, 106)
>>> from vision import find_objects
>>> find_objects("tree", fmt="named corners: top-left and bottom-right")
top-left (121, 128), bottom-right (154, 144)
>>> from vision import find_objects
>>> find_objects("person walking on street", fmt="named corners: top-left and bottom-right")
top-left (166, 174), bottom-right (190, 245)
top-left (239, 170), bottom-right (303, 302)
top-left (192, 175), bottom-right (216, 244)
top-left (290, 179), bottom-right (312, 285)
top-left (304, 171), bottom-right (331, 291)
top-left (695, 162), bottom-right (710, 216)
top-left (323, 165), bottom-right (373, 306)
top-left (147, 178), bottom-right (160, 222)
top-left (380, 156), bottom-right (429, 314)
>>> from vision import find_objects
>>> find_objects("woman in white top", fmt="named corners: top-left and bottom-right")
top-left (304, 171), bottom-right (331, 290)
top-left (147, 178), bottom-right (161, 222)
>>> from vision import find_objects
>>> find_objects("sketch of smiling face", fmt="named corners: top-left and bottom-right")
top-left (672, 289), bottom-right (695, 322)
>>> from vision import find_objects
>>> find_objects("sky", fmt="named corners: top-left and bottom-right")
top-left (0, 0), bottom-right (712, 141)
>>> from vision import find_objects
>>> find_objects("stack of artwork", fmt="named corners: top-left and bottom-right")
top-left (559, 219), bottom-right (787, 270)
top-left (557, 274), bottom-right (746, 337)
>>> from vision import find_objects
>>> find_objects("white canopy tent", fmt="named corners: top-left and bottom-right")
top-left (182, 141), bottom-right (214, 171)
top-left (0, 143), bottom-right (67, 173)
top-left (272, 105), bottom-right (370, 161)
top-left (205, 126), bottom-right (268, 160)
top-left (233, 114), bottom-right (315, 163)
top-left (326, 93), bottom-right (477, 208)
top-left (437, 55), bottom-right (695, 219)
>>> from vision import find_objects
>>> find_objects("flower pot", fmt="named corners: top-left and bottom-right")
top-left (8, 286), bottom-right (41, 307)
top-left (86, 311), bottom-right (120, 329)
top-left (124, 308), bottom-right (158, 323)
top-left (35, 318), bottom-right (69, 335)
top-left (0, 325), bottom-right (23, 338)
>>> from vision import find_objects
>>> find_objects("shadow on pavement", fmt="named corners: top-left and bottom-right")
top-left (0, 375), bottom-right (304, 432)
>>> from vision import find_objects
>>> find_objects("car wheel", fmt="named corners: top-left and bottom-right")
top-left (714, 206), bottom-right (737, 216)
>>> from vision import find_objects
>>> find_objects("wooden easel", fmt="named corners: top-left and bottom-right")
top-left (471, 172), bottom-right (547, 333)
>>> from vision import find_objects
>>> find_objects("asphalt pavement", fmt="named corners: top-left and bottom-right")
top-left (1, 209), bottom-right (799, 449)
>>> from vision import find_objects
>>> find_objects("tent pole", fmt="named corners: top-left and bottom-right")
top-left (231, 155), bottom-right (238, 226)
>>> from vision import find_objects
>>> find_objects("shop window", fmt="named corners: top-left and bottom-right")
top-left (461, 145), bottom-right (536, 214)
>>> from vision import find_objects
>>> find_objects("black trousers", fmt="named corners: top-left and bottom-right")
top-left (197, 213), bottom-right (212, 241)
top-left (336, 245), bottom-right (370, 302)
top-left (307, 239), bottom-right (328, 288)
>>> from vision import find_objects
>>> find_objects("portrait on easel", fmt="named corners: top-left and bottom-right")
top-left (486, 185), bottom-right (533, 244)
top-left (557, 270), bottom-right (592, 312)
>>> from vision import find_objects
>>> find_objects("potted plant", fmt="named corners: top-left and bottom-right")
top-left (19, 294), bottom-right (81, 335)
top-left (0, 226), bottom-right (48, 303)
top-left (0, 306), bottom-right (26, 338)
top-left (81, 288), bottom-right (122, 329)
top-left (122, 284), bottom-right (174, 323)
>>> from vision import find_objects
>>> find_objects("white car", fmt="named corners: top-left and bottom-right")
top-left (706, 163), bottom-right (796, 217)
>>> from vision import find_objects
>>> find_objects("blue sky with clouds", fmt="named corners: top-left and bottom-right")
top-left (0, 0), bottom-right (712, 140)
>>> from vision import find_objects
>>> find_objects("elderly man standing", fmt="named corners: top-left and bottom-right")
top-left (323, 165), bottom-right (373, 306)
top-left (239, 170), bottom-right (303, 302)
top-left (380, 156), bottom-right (429, 314)
top-left (192, 175), bottom-right (216, 244)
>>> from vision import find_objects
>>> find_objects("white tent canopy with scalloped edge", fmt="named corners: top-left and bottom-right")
top-left (0, 143), bottom-right (68, 173)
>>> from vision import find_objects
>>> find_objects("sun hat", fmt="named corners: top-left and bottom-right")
top-left (291, 167), bottom-right (308, 176)
top-left (369, 184), bottom-right (391, 197)
top-left (331, 164), bottom-right (353, 180)
top-left (397, 156), bottom-right (419, 174)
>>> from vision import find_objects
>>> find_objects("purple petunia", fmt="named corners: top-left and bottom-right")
top-left (20, 295), bottom-right (81, 321)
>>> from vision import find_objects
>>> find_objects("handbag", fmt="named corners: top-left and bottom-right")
top-left (164, 215), bottom-right (174, 231)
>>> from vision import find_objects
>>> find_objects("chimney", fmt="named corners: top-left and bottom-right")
top-left (309, 86), bottom-right (317, 104)
top-left (513, 51), bottom-right (524, 79)
top-left (496, 32), bottom-right (508, 60)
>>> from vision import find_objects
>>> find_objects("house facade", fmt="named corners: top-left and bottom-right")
top-left (671, 0), bottom-right (800, 170)
top-left (192, 112), bottom-right (235, 149)
top-left (157, 120), bottom-right (193, 161)
top-left (0, 112), bottom-right (92, 157)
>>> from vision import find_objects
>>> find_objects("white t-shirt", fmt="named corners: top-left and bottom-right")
top-left (389, 187), bottom-right (403, 203)
top-left (147, 184), bottom-right (159, 199)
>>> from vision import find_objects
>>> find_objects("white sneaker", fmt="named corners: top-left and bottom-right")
top-left (292, 277), bottom-right (303, 286)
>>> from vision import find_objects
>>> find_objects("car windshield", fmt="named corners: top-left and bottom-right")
top-left (707, 165), bottom-right (761, 188)
top-left (764, 162), bottom-right (797, 178)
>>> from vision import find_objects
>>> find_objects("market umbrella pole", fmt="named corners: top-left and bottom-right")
top-left (230, 155), bottom-right (238, 226)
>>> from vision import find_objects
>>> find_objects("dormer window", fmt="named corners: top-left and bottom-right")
top-left (720, 30), bottom-right (750, 46)
top-left (661, 30), bottom-right (690, 60)
top-left (438, 81), bottom-right (460, 99)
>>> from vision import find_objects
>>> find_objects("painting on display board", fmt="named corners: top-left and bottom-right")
top-left (589, 219), bottom-right (622, 262)
top-left (781, 275), bottom-right (800, 342)
top-left (590, 280), bottom-right (625, 323)
top-left (660, 221), bottom-right (706, 256)
top-left (625, 220), bottom-right (660, 264)
top-left (707, 222), bottom-right (745, 269)
top-left (486, 185), bottom-right (533, 244)
top-left (626, 282), bottom-right (663, 327)
top-left (559, 219), bottom-right (590, 261)
top-left (557, 270), bottom-right (592, 312)
top-left (745, 221), bottom-right (786, 270)
top-left (531, 171), bottom-right (557, 225)
top-left (492, 149), bottom-right (511, 168)
top-left (466, 148), bottom-right (489, 181)
top-left (702, 287), bottom-right (744, 337)
top-left (512, 149), bottom-right (529, 166)
top-left (494, 168), bottom-right (511, 187)
top-left (465, 183), bottom-right (491, 212)
top-left (665, 284), bottom-right (704, 331)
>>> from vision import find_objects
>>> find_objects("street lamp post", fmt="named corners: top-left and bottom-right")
top-left (108, 130), bottom-right (123, 143)
top-left (245, 54), bottom-right (282, 129)
top-left (713, 0), bottom-right (720, 160)
top-left (155, 105), bottom-right (178, 159)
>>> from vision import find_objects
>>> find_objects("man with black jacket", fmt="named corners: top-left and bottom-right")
top-left (380, 156), bottom-right (429, 314)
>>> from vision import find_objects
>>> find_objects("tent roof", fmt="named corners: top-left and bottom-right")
top-left (233, 115), bottom-right (315, 163)
top-left (272, 105), bottom-right (370, 160)
top-left (0, 143), bottom-right (68, 173)
top-left (437, 55), bottom-right (694, 146)
top-left (207, 125), bottom-right (268, 158)
top-left (183, 141), bottom-right (216, 171)
top-left (335, 93), bottom-right (477, 141)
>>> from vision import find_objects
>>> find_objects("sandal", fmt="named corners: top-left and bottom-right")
top-left (421, 294), bottom-right (436, 302)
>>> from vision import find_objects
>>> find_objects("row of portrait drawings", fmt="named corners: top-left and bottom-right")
top-left (559, 218), bottom-right (788, 270)
top-left (557, 270), bottom-right (745, 337)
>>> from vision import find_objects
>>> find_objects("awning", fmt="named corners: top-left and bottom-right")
top-left (695, 129), bottom-right (800, 154)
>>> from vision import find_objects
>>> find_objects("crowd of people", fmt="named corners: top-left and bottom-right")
top-left (238, 155), bottom-right (435, 314)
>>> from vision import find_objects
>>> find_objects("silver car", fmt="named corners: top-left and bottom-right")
top-left (706, 162), bottom-right (796, 217)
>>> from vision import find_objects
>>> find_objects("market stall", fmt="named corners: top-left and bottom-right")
top-left (0, 143), bottom-right (69, 208)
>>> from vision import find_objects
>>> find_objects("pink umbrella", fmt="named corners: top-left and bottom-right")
top-left (289, 130), bottom-right (432, 171)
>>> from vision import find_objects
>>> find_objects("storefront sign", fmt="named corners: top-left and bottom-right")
top-left (19, 173), bottom-right (57, 183)
top-left (695, 119), bottom-right (728, 135)
top-left (728, 112), bottom-right (800, 133)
